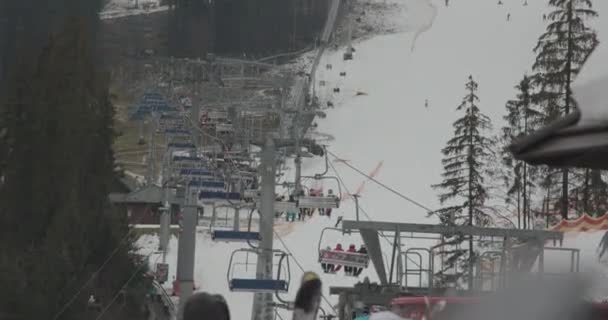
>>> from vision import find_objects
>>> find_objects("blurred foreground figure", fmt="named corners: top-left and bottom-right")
top-left (433, 275), bottom-right (603, 320)
top-left (183, 292), bottom-right (230, 320)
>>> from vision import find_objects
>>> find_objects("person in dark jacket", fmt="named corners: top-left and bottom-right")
top-left (354, 245), bottom-right (368, 276)
top-left (345, 244), bottom-right (357, 276)
top-left (183, 292), bottom-right (230, 320)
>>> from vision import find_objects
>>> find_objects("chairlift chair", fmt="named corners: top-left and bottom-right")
top-left (343, 52), bottom-right (353, 61)
top-left (227, 248), bottom-right (291, 293)
top-left (317, 228), bottom-right (370, 269)
top-left (167, 142), bottom-right (196, 150)
top-left (340, 72), bottom-right (347, 77)
top-left (213, 204), bottom-right (260, 242)
top-left (297, 196), bottom-right (340, 209)
top-left (298, 173), bottom-right (342, 209)
top-left (333, 88), bottom-right (340, 93)
top-left (212, 230), bottom-right (261, 243)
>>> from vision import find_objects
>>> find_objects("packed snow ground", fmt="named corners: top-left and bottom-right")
top-left (137, 0), bottom-right (608, 318)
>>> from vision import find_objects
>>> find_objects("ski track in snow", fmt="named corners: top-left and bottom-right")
top-left (137, 0), bottom-right (608, 318)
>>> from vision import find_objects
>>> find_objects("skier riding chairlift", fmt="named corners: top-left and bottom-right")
top-left (331, 244), bottom-right (344, 273)
top-left (353, 245), bottom-right (367, 276)
top-left (344, 244), bottom-right (358, 276)
top-left (322, 246), bottom-right (335, 273)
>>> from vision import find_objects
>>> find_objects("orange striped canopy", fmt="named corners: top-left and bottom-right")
top-left (550, 214), bottom-right (608, 232)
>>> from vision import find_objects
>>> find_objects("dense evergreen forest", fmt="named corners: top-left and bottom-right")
top-left (0, 0), bottom-right (148, 319)
top-left (169, 0), bottom-right (328, 57)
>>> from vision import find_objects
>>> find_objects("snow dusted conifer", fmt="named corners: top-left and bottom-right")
top-left (432, 75), bottom-right (493, 289)
top-left (532, 0), bottom-right (598, 219)
top-left (501, 75), bottom-right (543, 229)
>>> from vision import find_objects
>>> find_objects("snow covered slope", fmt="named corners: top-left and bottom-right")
top-left (137, 0), bottom-right (608, 318)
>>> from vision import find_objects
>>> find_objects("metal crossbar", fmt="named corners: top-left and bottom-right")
top-left (342, 221), bottom-right (563, 241)
top-left (297, 196), bottom-right (339, 209)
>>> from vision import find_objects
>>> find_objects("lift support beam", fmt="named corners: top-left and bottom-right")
top-left (342, 220), bottom-right (563, 241)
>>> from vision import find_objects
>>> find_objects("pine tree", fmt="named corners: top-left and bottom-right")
top-left (432, 75), bottom-right (493, 289)
top-left (501, 76), bottom-right (543, 229)
top-left (571, 169), bottom-right (608, 215)
top-left (0, 2), bottom-right (147, 319)
top-left (532, 0), bottom-right (598, 219)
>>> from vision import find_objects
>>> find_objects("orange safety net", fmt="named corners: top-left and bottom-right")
top-left (550, 213), bottom-right (608, 233)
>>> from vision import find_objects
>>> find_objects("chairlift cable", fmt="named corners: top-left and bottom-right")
top-left (273, 231), bottom-right (338, 315)
top-left (327, 157), bottom-right (424, 270)
top-left (94, 254), bottom-right (160, 320)
top-left (326, 149), bottom-right (436, 215)
top-left (51, 213), bottom-right (153, 320)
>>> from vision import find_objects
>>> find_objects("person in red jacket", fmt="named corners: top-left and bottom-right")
top-left (331, 243), bottom-right (344, 273)
top-left (345, 244), bottom-right (357, 276)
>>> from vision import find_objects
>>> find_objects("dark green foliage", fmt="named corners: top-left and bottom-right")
top-left (501, 76), bottom-right (543, 229)
top-left (0, 1), bottom-right (147, 319)
top-left (432, 75), bottom-right (493, 288)
top-left (570, 169), bottom-right (608, 215)
top-left (168, 0), bottom-right (329, 57)
top-left (532, 0), bottom-right (598, 219)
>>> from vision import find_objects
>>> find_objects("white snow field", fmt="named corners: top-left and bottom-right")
top-left (137, 0), bottom-right (608, 318)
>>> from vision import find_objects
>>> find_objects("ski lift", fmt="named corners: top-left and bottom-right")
top-left (327, 101), bottom-right (334, 108)
top-left (298, 196), bottom-right (340, 209)
top-left (298, 169), bottom-right (342, 209)
top-left (340, 72), bottom-right (347, 77)
top-left (343, 48), bottom-right (353, 61)
top-left (179, 168), bottom-right (213, 178)
top-left (216, 123), bottom-right (235, 135)
top-left (164, 128), bottom-right (190, 136)
top-left (213, 205), bottom-right (260, 243)
top-left (227, 248), bottom-right (291, 293)
top-left (213, 230), bottom-right (261, 243)
top-left (317, 227), bottom-right (370, 269)
top-left (333, 88), bottom-right (340, 93)
top-left (188, 180), bottom-right (241, 201)
top-left (320, 80), bottom-right (326, 86)
top-left (326, 64), bottom-right (333, 70)
top-left (167, 142), bottom-right (196, 150)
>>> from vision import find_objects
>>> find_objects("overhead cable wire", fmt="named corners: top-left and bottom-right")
top-left (326, 149), bottom-right (436, 215)
top-left (94, 253), bottom-right (160, 320)
top-left (273, 231), bottom-right (338, 315)
top-left (327, 157), bottom-right (423, 270)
